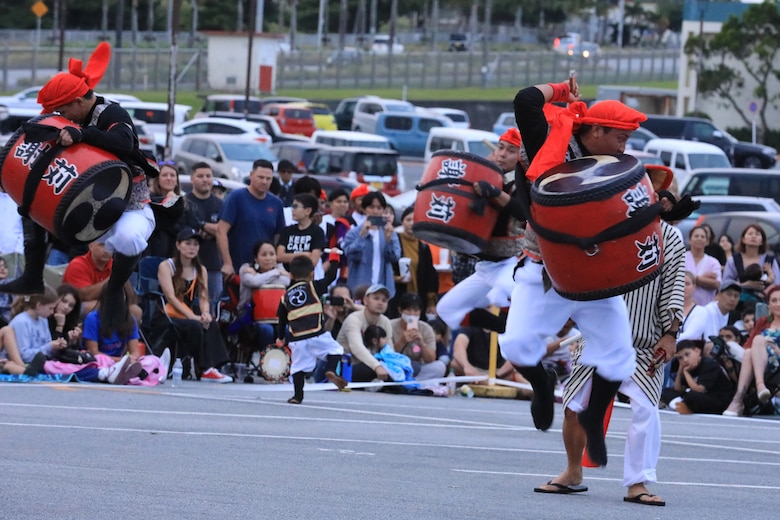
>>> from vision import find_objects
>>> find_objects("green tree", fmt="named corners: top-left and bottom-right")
top-left (684, 1), bottom-right (780, 141)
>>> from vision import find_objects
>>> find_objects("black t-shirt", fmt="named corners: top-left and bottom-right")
top-left (460, 326), bottom-right (506, 370)
top-left (182, 193), bottom-right (223, 271)
top-left (688, 356), bottom-right (733, 398)
top-left (277, 222), bottom-right (325, 269)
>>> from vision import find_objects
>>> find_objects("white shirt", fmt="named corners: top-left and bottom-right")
top-left (677, 301), bottom-right (728, 342)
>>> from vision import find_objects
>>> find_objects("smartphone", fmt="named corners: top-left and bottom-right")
top-left (368, 215), bottom-right (386, 227)
top-left (325, 295), bottom-right (345, 306)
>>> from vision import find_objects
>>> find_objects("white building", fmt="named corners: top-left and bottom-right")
top-left (202, 31), bottom-right (284, 94)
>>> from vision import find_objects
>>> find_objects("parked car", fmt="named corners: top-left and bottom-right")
top-left (121, 101), bottom-right (192, 135)
top-left (260, 96), bottom-right (307, 106)
top-left (270, 141), bottom-right (331, 173)
top-left (311, 129), bottom-right (392, 150)
top-left (448, 33), bottom-right (469, 52)
top-left (696, 212), bottom-right (780, 256)
top-left (0, 86), bottom-right (44, 107)
top-left (179, 174), bottom-right (246, 196)
top-left (370, 34), bottom-right (404, 54)
top-left (133, 119), bottom-right (156, 157)
top-left (626, 127), bottom-right (658, 151)
top-left (307, 146), bottom-right (403, 196)
top-left (680, 168), bottom-right (780, 205)
top-left (0, 105), bottom-right (40, 148)
top-left (643, 138), bottom-right (731, 188)
top-left (424, 127), bottom-right (500, 163)
top-left (374, 111), bottom-right (452, 157)
top-left (724, 131), bottom-right (777, 169)
top-left (351, 97), bottom-right (415, 134)
top-left (552, 33), bottom-right (600, 59)
top-left (427, 107), bottom-right (470, 129)
top-left (155, 117), bottom-right (270, 158)
top-left (492, 111), bottom-right (515, 135)
top-left (206, 112), bottom-right (309, 143)
top-left (640, 115), bottom-right (736, 164)
top-left (196, 94), bottom-right (263, 118)
top-left (676, 196), bottom-right (780, 243)
top-left (260, 103), bottom-right (316, 137)
top-left (286, 101), bottom-right (337, 131)
top-left (333, 96), bottom-right (370, 130)
top-left (173, 134), bottom-right (277, 181)
top-left (326, 47), bottom-right (364, 67)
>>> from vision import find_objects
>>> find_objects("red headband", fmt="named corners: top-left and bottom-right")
top-left (500, 127), bottom-right (521, 148)
top-left (38, 42), bottom-right (112, 113)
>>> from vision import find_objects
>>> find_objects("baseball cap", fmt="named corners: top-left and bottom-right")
top-left (364, 284), bottom-right (390, 297)
top-left (718, 282), bottom-right (741, 293)
top-left (176, 227), bottom-right (202, 242)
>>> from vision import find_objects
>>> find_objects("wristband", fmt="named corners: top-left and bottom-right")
top-left (548, 82), bottom-right (571, 103)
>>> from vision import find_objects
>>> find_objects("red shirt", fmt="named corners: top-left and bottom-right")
top-left (62, 252), bottom-right (113, 289)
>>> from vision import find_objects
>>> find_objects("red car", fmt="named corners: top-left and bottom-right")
top-left (260, 103), bottom-right (316, 137)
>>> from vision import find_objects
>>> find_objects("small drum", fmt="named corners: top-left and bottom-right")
top-left (258, 345), bottom-right (291, 383)
top-left (0, 114), bottom-right (132, 246)
top-left (531, 154), bottom-right (663, 301)
top-left (252, 285), bottom-right (286, 323)
top-left (413, 150), bottom-right (504, 255)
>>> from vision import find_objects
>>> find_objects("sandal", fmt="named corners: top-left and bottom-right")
top-left (623, 493), bottom-right (665, 507)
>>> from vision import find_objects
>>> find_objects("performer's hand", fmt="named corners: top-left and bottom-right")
top-left (58, 127), bottom-right (82, 147)
top-left (473, 180), bottom-right (501, 199)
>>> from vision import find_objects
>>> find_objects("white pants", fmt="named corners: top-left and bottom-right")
top-left (499, 260), bottom-right (635, 382)
top-left (436, 256), bottom-right (517, 331)
top-left (98, 205), bottom-right (155, 257)
top-left (567, 377), bottom-right (660, 487)
top-left (289, 333), bottom-right (344, 374)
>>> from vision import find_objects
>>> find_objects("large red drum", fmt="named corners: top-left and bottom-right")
top-left (252, 285), bottom-right (286, 323)
top-left (530, 154), bottom-right (663, 301)
top-left (413, 150), bottom-right (503, 255)
top-left (0, 114), bottom-right (132, 246)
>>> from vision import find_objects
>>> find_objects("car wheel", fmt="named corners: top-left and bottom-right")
top-left (742, 155), bottom-right (764, 169)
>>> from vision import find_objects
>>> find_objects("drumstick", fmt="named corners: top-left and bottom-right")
top-left (482, 139), bottom-right (497, 151)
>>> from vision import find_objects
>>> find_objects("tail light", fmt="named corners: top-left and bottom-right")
top-left (254, 136), bottom-right (270, 144)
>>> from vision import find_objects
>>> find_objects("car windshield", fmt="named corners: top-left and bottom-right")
top-left (385, 104), bottom-right (413, 113)
top-left (467, 140), bottom-right (499, 158)
top-left (355, 154), bottom-right (397, 175)
top-left (689, 154), bottom-right (731, 169)
top-left (222, 142), bottom-right (277, 162)
top-left (310, 106), bottom-right (331, 115)
top-left (445, 113), bottom-right (467, 123)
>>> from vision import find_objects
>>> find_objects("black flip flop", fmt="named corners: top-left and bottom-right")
top-left (623, 493), bottom-right (666, 506)
top-left (534, 480), bottom-right (588, 494)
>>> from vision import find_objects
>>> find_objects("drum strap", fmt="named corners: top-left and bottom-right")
top-left (515, 178), bottom-right (663, 252)
top-left (19, 140), bottom-right (65, 219)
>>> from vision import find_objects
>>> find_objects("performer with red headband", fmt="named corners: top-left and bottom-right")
top-left (435, 128), bottom-right (526, 335)
top-left (0, 43), bottom-right (157, 331)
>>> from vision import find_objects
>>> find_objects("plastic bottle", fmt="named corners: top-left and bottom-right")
top-left (459, 384), bottom-right (475, 398)
top-left (171, 358), bottom-right (183, 387)
top-left (446, 368), bottom-right (457, 396)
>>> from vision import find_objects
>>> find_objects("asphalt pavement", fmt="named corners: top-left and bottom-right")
top-left (1, 379), bottom-right (777, 519)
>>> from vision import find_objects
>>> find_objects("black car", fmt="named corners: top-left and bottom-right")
top-left (640, 115), bottom-right (735, 164)
top-left (448, 33), bottom-right (469, 52)
top-left (270, 141), bottom-right (330, 173)
top-left (727, 132), bottom-right (777, 169)
top-left (333, 96), bottom-right (367, 131)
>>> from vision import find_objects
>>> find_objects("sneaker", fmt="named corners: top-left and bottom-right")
top-left (325, 370), bottom-right (348, 390)
top-left (201, 367), bottom-right (233, 383)
top-left (106, 355), bottom-right (131, 384)
top-left (24, 352), bottom-right (47, 377)
top-left (112, 360), bottom-right (145, 386)
top-left (158, 348), bottom-right (171, 384)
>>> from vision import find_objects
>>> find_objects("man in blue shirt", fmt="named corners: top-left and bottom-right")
top-left (217, 159), bottom-right (286, 276)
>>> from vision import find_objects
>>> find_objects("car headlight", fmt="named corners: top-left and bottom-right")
top-left (582, 50), bottom-right (590, 58)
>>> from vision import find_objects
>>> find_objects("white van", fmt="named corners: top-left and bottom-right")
top-left (351, 97), bottom-right (415, 134)
top-left (643, 138), bottom-right (730, 188)
top-left (424, 127), bottom-right (500, 163)
top-left (311, 129), bottom-right (392, 150)
top-left (121, 101), bottom-right (192, 135)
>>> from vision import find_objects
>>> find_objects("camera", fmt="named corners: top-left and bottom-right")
top-left (325, 295), bottom-right (345, 306)
top-left (368, 215), bottom-right (386, 227)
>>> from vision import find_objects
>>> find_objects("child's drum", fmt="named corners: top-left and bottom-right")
top-left (413, 150), bottom-right (504, 255)
top-left (0, 114), bottom-right (132, 246)
top-left (258, 345), bottom-right (291, 383)
top-left (252, 285), bottom-right (286, 323)
top-left (530, 154), bottom-right (663, 301)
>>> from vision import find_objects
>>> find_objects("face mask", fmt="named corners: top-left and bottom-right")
top-left (401, 313), bottom-right (418, 324)
top-left (425, 313), bottom-right (437, 322)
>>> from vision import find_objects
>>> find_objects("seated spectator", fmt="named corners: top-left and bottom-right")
top-left (678, 282), bottom-right (742, 355)
top-left (389, 293), bottom-right (446, 380)
top-left (389, 206), bottom-right (438, 320)
top-left (734, 304), bottom-right (756, 337)
top-left (723, 285), bottom-right (780, 416)
top-left (62, 241), bottom-right (143, 323)
top-left (83, 286), bottom-right (143, 361)
top-left (717, 325), bottom-right (745, 362)
top-left (451, 326), bottom-right (522, 382)
top-left (323, 283), bottom-right (360, 339)
top-left (0, 257), bottom-right (14, 326)
top-left (336, 284), bottom-right (394, 382)
top-left (239, 240), bottom-right (290, 349)
top-left (343, 192), bottom-right (401, 298)
top-left (661, 340), bottom-right (734, 415)
top-left (0, 325), bottom-right (46, 376)
top-left (48, 284), bottom-right (82, 347)
top-left (685, 226), bottom-right (722, 306)
top-left (154, 228), bottom-right (232, 383)
top-left (428, 318), bottom-right (452, 366)
top-left (8, 288), bottom-right (67, 362)
top-left (723, 223), bottom-right (780, 304)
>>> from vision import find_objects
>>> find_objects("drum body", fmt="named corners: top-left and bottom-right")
top-left (252, 285), bottom-right (286, 323)
top-left (531, 154), bottom-right (663, 301)
top-left (258, 345), bottom-right (291, 383)
top-left (413, 150), bottom-right (504, 255)
top-left (0, 114), bottom-right (132, 246)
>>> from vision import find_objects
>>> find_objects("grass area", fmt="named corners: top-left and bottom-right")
top-left (10, 80), bottom-right (676, 108)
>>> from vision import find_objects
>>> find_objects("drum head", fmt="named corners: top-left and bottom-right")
top-left (532, 154), bottom-right (644, 206)
top-left (259, 345), bottom-right (291, 383)
top-left (412, 222), bottom-right (486, 255)
top-left (55, 160), bottom-right (132, 245)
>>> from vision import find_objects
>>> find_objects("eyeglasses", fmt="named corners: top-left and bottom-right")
top-left (157, 161), bottom-right (176, 167)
